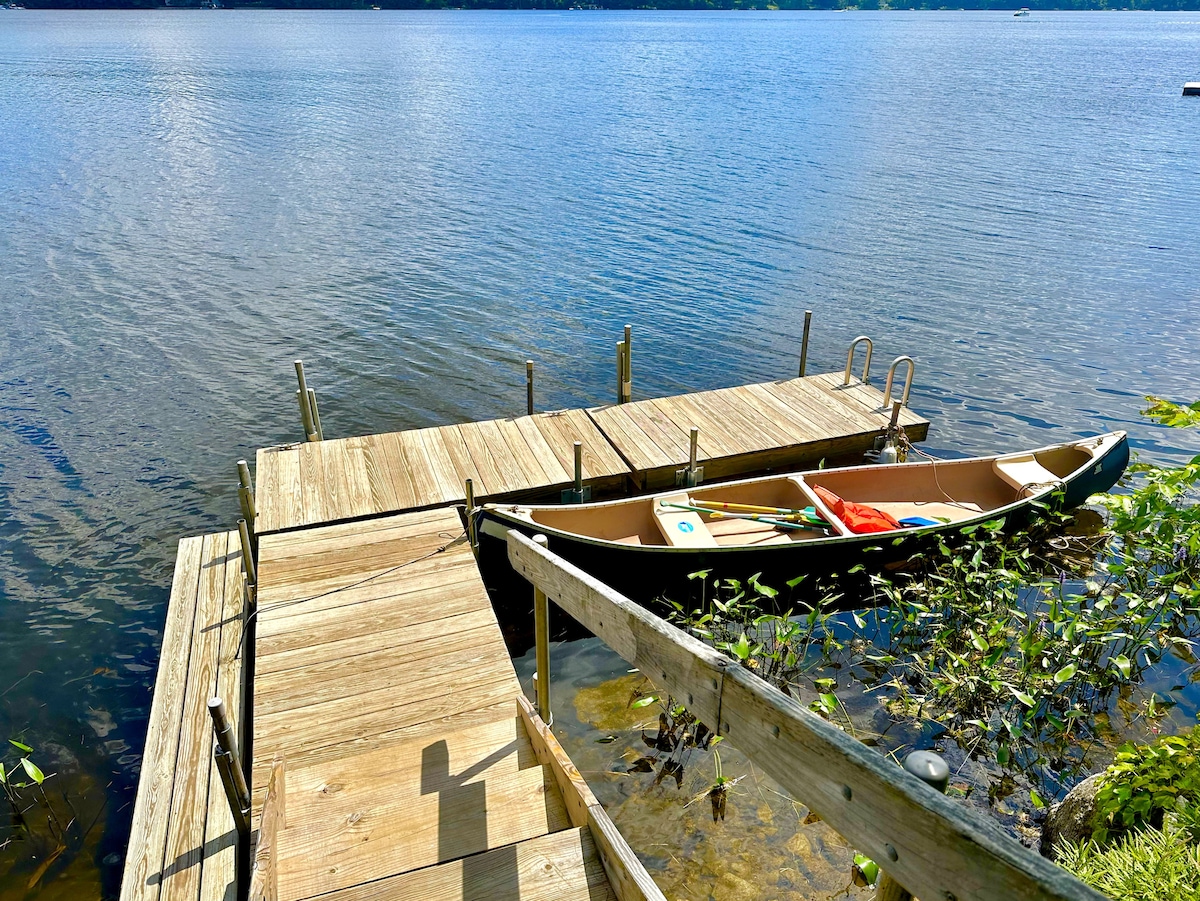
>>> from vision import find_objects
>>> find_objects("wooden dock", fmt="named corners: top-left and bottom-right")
top-left (122, 367), bottom-right (929, 901)
top-left (119, 531), bottom-right (246, 901)
top-left (254, 373), bottom-right (929, 534)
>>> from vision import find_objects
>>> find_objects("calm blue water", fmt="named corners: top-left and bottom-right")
top-left (2, 9), bottom-right (1200, 896)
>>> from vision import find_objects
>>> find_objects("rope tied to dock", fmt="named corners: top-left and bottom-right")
top-left (236, 529), bottom-right (468, 657)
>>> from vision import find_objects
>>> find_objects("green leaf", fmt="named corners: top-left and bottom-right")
top-left (852, 854), bottom-right (879, 887)
top-left (20, 757), bottom-right (45, 785)
top-left (1112, 654), bottom-right (1132, 678)
top-left (1030, 788), bottom-right (1045, 809)
top-left (0, 764), bottom-right (6, 786)
top-left (731, 633), bottom-right (752, 661)
top-left (630, 696), bottom-right (658, 709)
top-left (1010, 686), bottom-right (1036, 708)
top-left (8, 740), bottom-right (32, 753)
top-left (595, 735), bottom-right (617, 744)
top-left (1054, 663), bottom-right (1077, 684)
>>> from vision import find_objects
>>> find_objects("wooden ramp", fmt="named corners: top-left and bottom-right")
top-left (588, 376), bottom-right (929, 491)
top-left (254, 410), bottom-right (630, 535)
top-left (119, 531), bottom-right (247, 901)
top-left (249, 507), bottom-right (657, 901)
top-left (254, 374), bottom-right (930, 534)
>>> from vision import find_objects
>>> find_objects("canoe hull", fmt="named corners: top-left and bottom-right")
top-left (476, 432), bottom-right (1129, 612)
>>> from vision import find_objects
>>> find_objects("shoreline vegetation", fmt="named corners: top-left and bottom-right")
top-left (12, 1), bottom-right (1200, 10)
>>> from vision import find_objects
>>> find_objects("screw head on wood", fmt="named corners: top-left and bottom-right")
top-left (841, 785), bottom-right (852, 801)
top-left (884, 844), bottom-right (898, 862)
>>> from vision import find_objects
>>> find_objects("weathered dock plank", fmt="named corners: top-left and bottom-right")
top-left (120, 531), bottom-right (245, 901)
top-left (588, 375), bottom-right (930, 490)
top-left (255, 411), bottom-right (629, 534)
top-left (310, 827), bottom-right (616, 901)
top-left (254, 373), bottom-right (929, 535)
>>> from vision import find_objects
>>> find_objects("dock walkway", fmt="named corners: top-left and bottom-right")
top-left (249, 506), bottom-right (649, 900)
top-left (119, 531), bottom-right (246, 901)
top-left (255, 373), bottom-right (929, 533)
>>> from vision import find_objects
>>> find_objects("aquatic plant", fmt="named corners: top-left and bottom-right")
top-left (667, 398), bottom-right (1200, 823)
top-left (1090, 725), bottom-right (1200, 845)
top-left (1, 739), bottom-right (54, 835)
top-left (1057, 817), bottom-right (1200, 901)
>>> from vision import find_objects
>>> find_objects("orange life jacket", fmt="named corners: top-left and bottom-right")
top-left (812, 485), bottom-right (902, 534)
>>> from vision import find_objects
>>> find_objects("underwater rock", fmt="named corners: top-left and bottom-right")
top-left (1041, 773), bottom-right (1104, 857)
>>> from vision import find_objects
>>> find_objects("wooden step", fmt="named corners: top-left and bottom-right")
top-left (306, 827), bottom-right (616, 901)
top-left (275, 717), bottom-right (572, 901)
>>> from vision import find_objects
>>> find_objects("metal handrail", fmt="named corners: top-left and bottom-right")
top-left (843, 336), bottom-right (873, 385)
top-left (881, 356), bottom-right (915, 411)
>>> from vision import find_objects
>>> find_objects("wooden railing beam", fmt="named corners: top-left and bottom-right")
top-left (504, 529), bottom-right (1106, 901)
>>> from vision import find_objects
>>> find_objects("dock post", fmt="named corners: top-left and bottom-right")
top-left (676, 427), bottom-right (704, 488)
top-left (294, 360), bottom-right (319, 442)
top-left (532, 534), bottom-right (552, 725)
top-left (798, 310), bottom-right (813, 377)
top-left (616, 341), bottom-right (626, 405)
top-left (526, 360), bottom-right (535, 416)
top-left (236, 460), bottom-right (257, 553)
top-left (874, 751), bottom-right (951, 901)
top-left (560, 442), bottom-right (591, 504)
top-left (208, 697), bottom-right (251, 837)
top-left (307, 387), bottom-right (324, 441)
top-left (622, 324), bottom-right (632, 403)
top-left (238, 518), bottom-right (257, 588)
top-left (464, 478), bottom-right (477, 552)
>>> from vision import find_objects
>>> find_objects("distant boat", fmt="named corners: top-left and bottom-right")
top-left (1014, 7), bottom-right (1030, 14)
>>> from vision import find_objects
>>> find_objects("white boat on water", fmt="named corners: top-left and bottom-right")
top-left (1014, 7), bottom-right (1030, 14)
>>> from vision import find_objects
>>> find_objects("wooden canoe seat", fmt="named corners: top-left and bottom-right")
top-left (787, 478), bottom-right (854, 537)
top-left (993, 455), bottom-right (1062, 497)
top-left (652, 493), bottom-right (717, 547)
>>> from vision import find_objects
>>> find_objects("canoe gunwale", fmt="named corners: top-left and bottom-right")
top-left (478, 432), bottom-right (1129, 558)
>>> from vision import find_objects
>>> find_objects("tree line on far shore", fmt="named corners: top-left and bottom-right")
top-left (21, 0), bottom-right (1200, 10)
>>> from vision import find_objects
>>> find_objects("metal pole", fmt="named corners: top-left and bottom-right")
top-left (236, 460), bottom-right (256, 523)
top-left (623, 324), bottom-right (632, 403)
top-left (533, 534), bottom-right (552, 725)
top-left (294, 361), bottom-right (317, 442)
top-left (238, 518), bottom-right (256, 587)
top-left (574, 441), bottom-right (583, 495)
top-left (616, 342), bottom-right (625, 405)
top-left (464, 478), bottom-right (476, 552)
top-left (208, 697), bottom-right (251, 836)
top-left (798, 310), bottom-right (813, 377)
top-left (875, 751), bottom-right (951, 901)
top-left (307, 387), bottom-right (323, 441)
top-left (296, 390), bottom-right (317, 443)
top-left (526, 360), bottom-right (535, 416)
top-left (689, 427), bottom-right (699, 474)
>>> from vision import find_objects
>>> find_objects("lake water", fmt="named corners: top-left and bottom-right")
top-left (2, 8), bottom-right (1199, 896)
